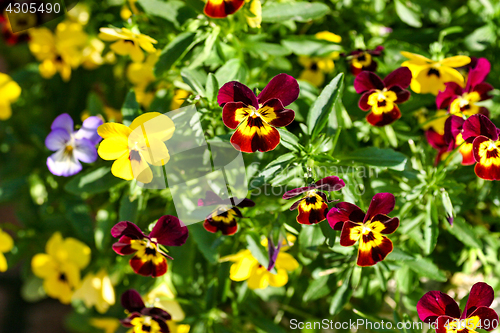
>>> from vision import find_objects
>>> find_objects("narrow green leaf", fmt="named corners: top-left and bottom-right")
top-left (339, 147), bottom-right (407, 169)
top-left (394, 0), bottom-right (422, 28)
top-left (329, 270), bottom-right (352, 315)
top-left (64, 167), bottom-right (125, 195)
top-left (262, 2), bottom-right (330, 22)
top-left (246, 232), bottom-right (273, 272)
top-left (424, 198), bottom-right (439, 255)
top-left (205, 73), bottom-right (219, 104)
top-left (277, 128), bottom-right (303, 152)
top-left (407, 258), bottom-right (446, 282)
top-left (447, 217), bottom-right (481, 248)
top-left (121, 90), bottom-right (140, 126)
top-left (303, 275), bottom-right (330, 302)
top-left (155, 32), bottom-right (197, 77)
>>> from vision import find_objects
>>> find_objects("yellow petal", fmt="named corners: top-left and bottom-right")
top-left (439, 56), bottom-right (471, 68)
top-left (299, 69), bottom-right (325, 87)
top-left (247, 266), bottom-right (269, 289)
top-left (246, 0), bottom-right (262, 28)
top-left (111, 153), bottom-right (134, 180)
top-left (46, 232), bottom-right (63, 256)
top-left (0, 103), bottom-right (12, 120)
top-left (0, 74), bottom-right (21, 102)
top-left (141, 137), bottom-right (170, 166)
top-left (90, 318), bottom-right (121, 333)
top-left (31, 253), bottom-right (58, 278)
top-left (275, 252), bottom-right (299, 271)
top-left (39, 59), bottom-right (57, 79)
top-left (97, 122), bottom-right (131, 140)
top-left (131, 155), bottom-right (153, 183)
top-left (0, 253), bottom-right (7, 272)
top-left (0, 229), bottom-right (13, 253)
top-left (61, 237), bottom-right (91, 269)
top-left (315, 31), bottom-right (341, 43)
top-left (268, 268), bottom-right (289, 287)
top-left (44, 275), bottom-right (74, 304)
top-left (439, 66), bottom-right (466, 86)
top-left (229, 253), bottom-right (258, 281)
top-left (400, 51), bottom-right (433, 64)
top-left (98, 27), bottom-right (128, 41)
top-left (98, 137), bottom-right (129, 160)
top-left (130, 112), bottom-right (175, 142)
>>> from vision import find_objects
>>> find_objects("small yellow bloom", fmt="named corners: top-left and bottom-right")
top-left (245, 0), bottom-right (262, 28)
top-left (66, 3), bottom-right (90, 25)
top-left (221, 235), bottom-right (299, 290)
top-left (90, 317), bottom-right (121, 333)
top-left (401, 51), bottom-right (471, 95)
top-left (0, 229), bottom-right (14, 272)
top-left (97, 113), bottom-right (175, 183)
top-left (31, 232), bottom-right (91, 304)
top-left (121, 0), bottom-right (139, 20)
top-left (99, 27), bottom-right (157, 63)
top-left (127, 51), bottom-right (159, 87)
top-left (315, 31), bottom-right (342, 43)
top-left (298, 55), bottom-right (336, 86)
top-left (0, 73), bottom-right (21, 120)
top-left (82, 38), bottom-right (106, 70)
top-left (171, 89), bottom-right (190, 110)
top-left (73, 269), bottom-right (116, 314)
top-left (419, 109), bottom-right (449, 135)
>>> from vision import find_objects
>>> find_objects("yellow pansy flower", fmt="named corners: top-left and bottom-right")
top-left (99, 27), bottom-right (157, 63)
top-left (0, 73), bottom-right (21, 120)
top-left (97, 113), bottom-right (175, 183)
top-left (31, 232), bottom-right (91, 304)
top-left (401, 51), bottom-right (471, 95)
top-left (221, 235), bottom-right (299, 289)
top-left (121, 0), bottom-right (140, 20)
top-left (0, 229), bottom-right (14, 272)
top-left (73, 269), bottom-right (116, 314)
top-left (28, 21), bottom-right (88, 81)
top-left (82, 38), bottom-right (107, 70)
top-left (245, 0), bottom-right (262, 28)
top-left (418, 109), bottom-right (449, 135)
top-left (90, 318), bottom-right (121, 333)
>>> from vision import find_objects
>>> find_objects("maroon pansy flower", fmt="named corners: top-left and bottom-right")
top-left (354, 67), bottom-right (412, 126)
top-left (461, 114), bottom-right (500, 180)
top-left (218, 73), bottom-right (299, 153)
top-left (417, 282), bottom-right (498, 333)
top-left (111, 215), bottom-right (189, 277)
top-left (120, 289), bottom-right (171, 333)
top-left (327, 193), bottom-right (399, 267)
top-left (443, 115), bottom-right (475, 165)
top-left (198, 190), bottom-right (255, 236)
top-left (282, 176), bottom-right (345, 225)
top-left (344, 46), bottom-right (384, 76)
top-left (436, 58), bottom-right (493, 118)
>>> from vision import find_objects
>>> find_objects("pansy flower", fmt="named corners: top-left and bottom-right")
top-left (99, 27), bottom-right (157, 63)
top-left (120, 289), bottom-right (171, 333)
top-left (461, 114), bottom-right (500, 180)
top-left (72, 269), bottom-right (115, 314)
top-left (31, 232), bottom-right (91, 304)
top-left (436, 58), bottom-right (493, 117)
top-left (97, 112), bottom-right (174, 183)
top-left (198, 190), bottom-right (255, 236)
top-left (283, 176), bottom-right (345, 225)
top-left (204, 0), bottom-right (245, 18)
top-left (0, 72), bottom-right (21, 120)
top-left (417, 282), bottom-right (498, 333)
top-left (443, 115), bottom-right (475, 165)
top-left (327, 193), bottom-right (399, 267)
top-left (45, 113), bottom-right (103, 177)
top-left (354, 67), bottom-right (412, 126)
top-left (401, 51), bottom-right (471, 95)
top-left (221, 235), bottom-right (299, 289)
top-left (218, 73), bottom-right (299, 153)
top-left (0, 228), bottom-right (13, 272)
top-left (344, 46), bottom-right (383, 76)
top-left (0, 12), bottom-right (31, 45)
top-left (245, 0), bottom-right (262, 28)
top-left (111, 215), bottom-right (188, 277)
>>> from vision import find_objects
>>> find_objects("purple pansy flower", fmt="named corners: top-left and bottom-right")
top-left (45, 114), bottom-right (103, 177)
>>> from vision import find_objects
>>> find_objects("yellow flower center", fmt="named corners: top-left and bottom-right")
top-left (352, 52), bottom-right (371, 68)
top-left (449, 92), bottom-right (481, 116)
top-left (130, 239), bottom-right (164, 265)
top-left (477, 139), bottom-right (500, 166)
top-left (131, 316), bottom-right (162, 333)
top-left (367, 88), bottom-right (398, 115)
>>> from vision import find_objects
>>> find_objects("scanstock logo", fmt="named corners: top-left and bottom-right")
top-left (2, 0), bottom-right (79, 32)
top-left (130, 106), bottom-right (249, 226)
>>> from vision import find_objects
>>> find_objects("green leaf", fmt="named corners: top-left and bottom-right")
top-left (319, 221), bottom-right (336, 248)
top-left (189, 223), bottom-right (219, 264)
top-left (277, 128), bottom-right (303, 152)
top-left (307, 73), bottom-right (344, 139)
top-left (262, 2), bottom-right (330, 23)
top-left (64, 167), bottom-right (125, 195)
top-left (137, 0), bottom-right (186, 27)
top-left (189, 26), bottom-right (220, 69)
top-left (394, 0), bottom-right (422, 28)
top-left (155, 32), bottom-right (197, 77)
top-left (299, 225), bottom-right (326, 258)
top-left (121, 90), bottom-right (141, 126)
top-left (65, 199), bottom-right (94, 246)
top-left (440, 189), bottom-right (454, 224)
top-left (215, 59), bottom-right (247, 87)
top-left (407, 258), bottom-right (446, 282)
top-left (385, 248), bottom-right (415, 261)
top-left (339, 147), bottom-right (407, 170)
top-left (303, 275), bottom-right (330, 302)
top-left (282, 37), bottom-right (341, 57)
top-left (396, 265), bottom-right (414, 295)
top-left (86, 92), bottom-right (103, 116)
top-left (119, 194), bottom-right (139, 222)
top-left (424, 198), bottom-right (439, 255)
top-left (181, 68), bottom-right (206, 96)
top-left (329, 271), bottom-right (352, 315)
top-left (447, 217), bottom-right (481, 248)
top-left (246, 232), bottom-right (274, 273)
top-left (205, 73), bottom-right (219, 104)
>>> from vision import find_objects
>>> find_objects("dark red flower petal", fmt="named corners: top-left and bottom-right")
top-left (339, 221), bottom-right (362, 246)
top-left (436, 82), bottom-right (463, 110)
top-left (364, 193), bottom-right (395, 223)
top-left (444, 115), bottom-right (465, 148)
top-left (314, 176), bottom-right (345, 192)
top-left (257, 73), bottom-right (300, 106)
top-left (370, 46), bottom-right (384, 55)
top-left (121, 289), bottom-right (146, 313)
top-left (366, 105), bottom-right (401, 126)
top-left (359, 91), bottom-right (374, 111)
top-left (141, 307), bottom-right (172, 322)
top-left (111, 221), bottom-right (146, 239)
top-left (204, 0), bottom-right (245, 19)
top-left (203, 209), bottom-right (239, 236)
top-left (371, 214), bottom-right (400, 234)
top-left (462, 282), bottom-right (495, 319)
top-left (356, 234), bottom-right (393, 267)
top-left (222, 102), bottom-right (251, 129)
top-left (150, 215), bottom-right (189, 247)
top-left (383, 67), bottom-right (412, 90)
top-left (235, 198), bottom-right (255, 208)
top-left (417, 291), bottom-right (461, 324)
top-left (354, 71), bottom-right (384, 93)
top-left (259, 99), bottom-right (295, 127)
top-left (474, 82), bottom-right (494, 101)
top-left (130, 255), bottom-right (168, 277)
top-left (463, 114), bottom-right (498, 141)
top-left (467, 307), bottom-right (499, 331)
top-left (466, 58), bottom-right (491, 91)
top-left (296, 198), bottom-right (328, 225)
top-left (289, 198), bottom-right (304, 211)
top-left (327, 202), bottom-right (365, 230)
top-left (230, 117), bottom-right (280, 153)
top-left (389, 86), bottom-right (411, 104)
top-left (217, 81), bottom-right (258, 108)
top-left (112, 236), bottom-right (137, 255)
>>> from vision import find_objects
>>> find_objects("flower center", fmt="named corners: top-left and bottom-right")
top-left (249, 105), bottom-right (261, 118)
top-left (367, 88), bottom-right (398, 115)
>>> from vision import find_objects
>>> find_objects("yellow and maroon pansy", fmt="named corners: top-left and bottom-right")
top-left (436, 58), bottom-right (493, 118)
top-left (344, 46), bottom-right (383, 76)
top-left (111, 216), bottom-right (188, 277)
top-left (218, 73), bottom-right (299, 153)
top-left (204, 0), bottom-right (245, 18)
top-left (444, 116), bottom-right (475, 165)
top-left (417, 282), bottom-right (498, 333)
top-left (327, 193), bottom-right (399, 267)
top-left (283, 176), bottom-right (345, 225)
top-left (462, 114), bottom-right (500, 181)
top-left (198, 190), bottom-right (255, 236)
top-left (120, 289), bottom-right (172, 333)
top-left (354, 67), bottom-right (412, 127)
